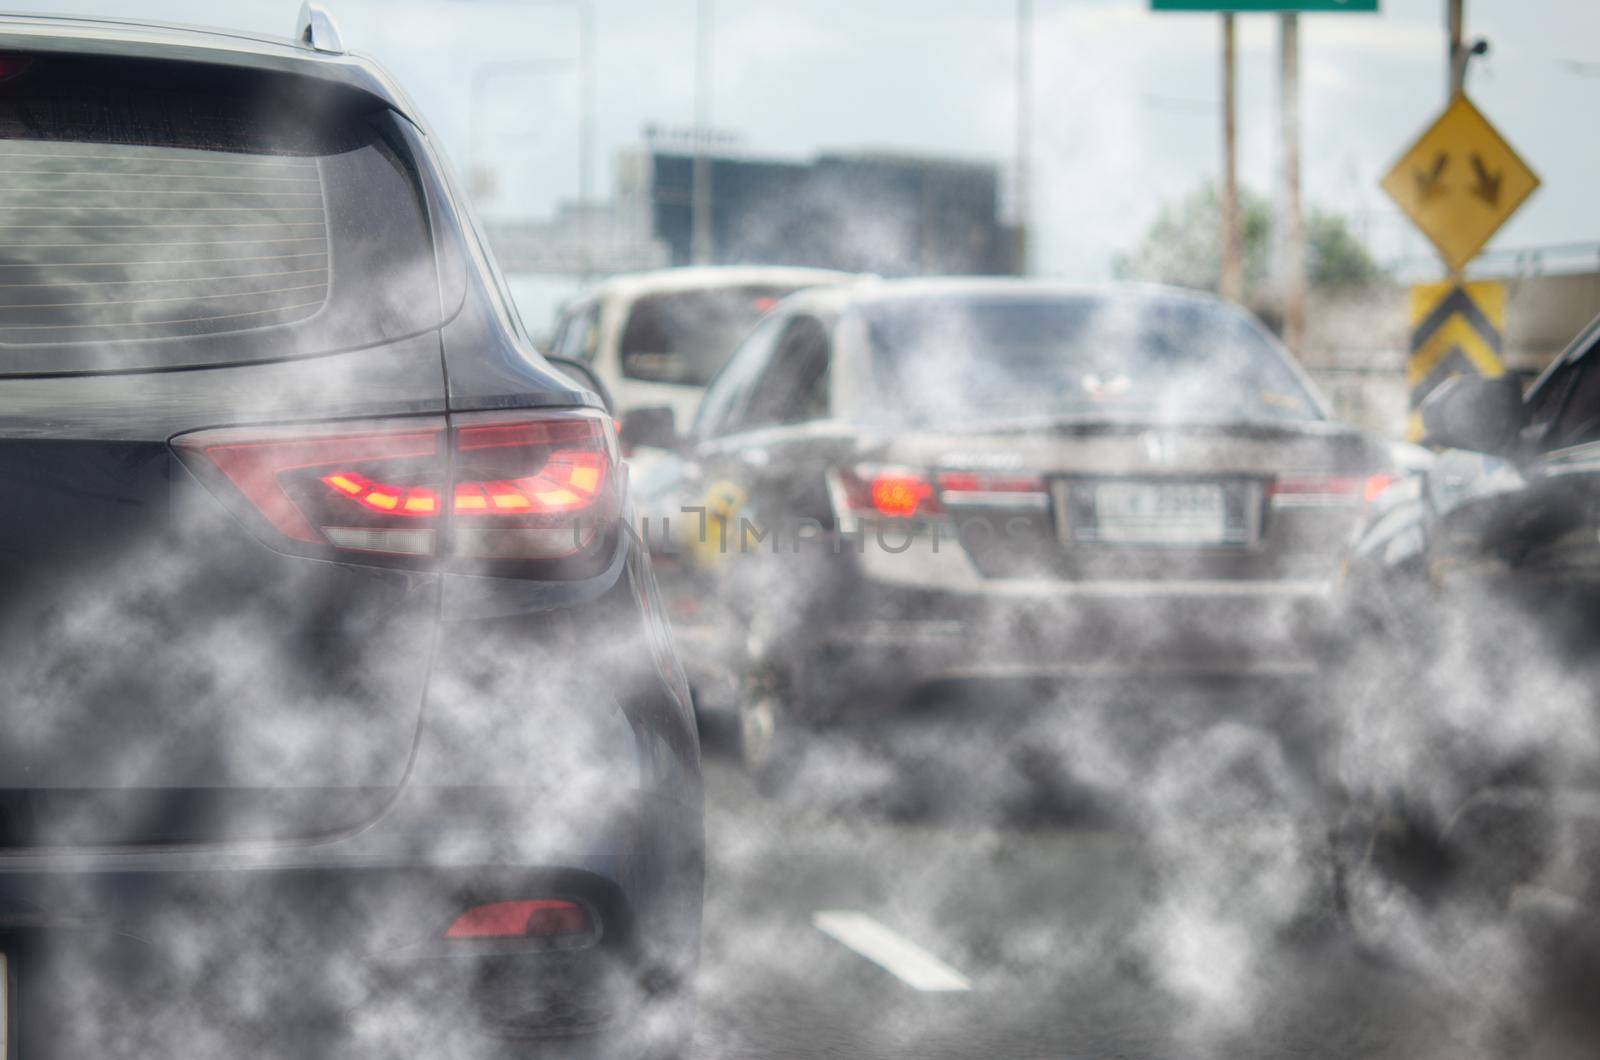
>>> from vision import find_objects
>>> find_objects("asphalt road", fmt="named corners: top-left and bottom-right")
top-left (689, 682), bottom-right (1600, 1060)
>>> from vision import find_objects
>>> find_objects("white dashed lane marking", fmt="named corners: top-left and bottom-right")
top-left (812, 910), bottom-right (973, 992)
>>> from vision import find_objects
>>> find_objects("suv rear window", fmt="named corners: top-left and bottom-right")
top-left (0, 56), bottom-right (440, 374)
top-left (619, 285), bottom-right (796, 386)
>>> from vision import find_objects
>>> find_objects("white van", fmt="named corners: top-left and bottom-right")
top-left (546, 266), bottom-right (860, 426)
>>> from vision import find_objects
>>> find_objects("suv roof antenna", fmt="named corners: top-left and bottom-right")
top-left (294, 1), bottom-right (345, 55)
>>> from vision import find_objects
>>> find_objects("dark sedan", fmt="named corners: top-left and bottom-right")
top-left (1332, 312), bottom-right (1600, 989)
top-left (0, 15), bottom-right (701, 1059)
top-left (625, 279), bottom-right (1394, 790)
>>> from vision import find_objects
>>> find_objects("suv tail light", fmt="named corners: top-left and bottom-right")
top-left (450, 414), bottom-right (618, 560)
top-left (173, 409), bottom-right (620, 570)
top-left (445, 899), bottom-right (593, 941)
top-left (179, 419), bottom-right (445, 555)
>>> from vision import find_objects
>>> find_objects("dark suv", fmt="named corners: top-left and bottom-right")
top-left (0, 12), bottom-right (701, 1059)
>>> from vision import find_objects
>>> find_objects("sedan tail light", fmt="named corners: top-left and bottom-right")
top-left (934, 470), bottom-right (1049, 510)
top-left (1268, 472), bottom-right (1394, 507)
top-left (833, 465), bottom-right (940, 519)
top-left (174, 408), bottom-right (620, 570)
top-left (833, 465), bottom-right (1052, 522)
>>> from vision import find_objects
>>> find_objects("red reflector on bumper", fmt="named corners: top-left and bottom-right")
top-left (445, 899), bottom-right (591, 940)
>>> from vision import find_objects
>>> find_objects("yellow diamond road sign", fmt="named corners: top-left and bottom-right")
top-left (1381, 94), bottom-right (1540, 273)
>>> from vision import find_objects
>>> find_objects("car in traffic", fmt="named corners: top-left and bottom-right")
top-left (622, 278), bottom-right (1396, 790)
top-left (545, 265), bottom-right (861, 426)
top-left (0, 12), bottom-right (702, 1058)
top-left (1332, 311), bottom-right (1600, 968)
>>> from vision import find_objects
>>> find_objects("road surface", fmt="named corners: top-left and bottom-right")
top-left (690, 681), bottom-right (1599, 1059)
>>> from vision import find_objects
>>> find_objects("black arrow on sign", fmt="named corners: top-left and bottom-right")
top-left (1469, 153), bottom-right (1503, 207)
top-left (1413, 152), bottom-right (1449, 203)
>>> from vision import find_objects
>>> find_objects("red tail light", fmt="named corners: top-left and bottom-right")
top-left (450, 413), bottom-right (618, 559)
top-left (0, 55), bottom-right (34, 83)
top-left (934, 471), bottom-right (1045, 494)
top-left (1268, 472), bottom-right (1395, 507)
top-left (935, 470), bottom-right (1049, 509)
top-left (173, 409), bottom-right (620, 567)
top-left (835, 466), bottom-right (1051, 520)
top-left (872, 474), bottom-right (934, 517)
top-left (321, 472), bottom-right (440, 516)
top-left (1361, 473), bottom-right (1397, 504)
top-left (835, 466), bottom-right (939, 519)
top-left (180, 420), bottom-right (445, 554)
top-left (445, 899), bottom-right (592, 940)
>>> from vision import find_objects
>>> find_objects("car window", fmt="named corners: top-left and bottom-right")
top-left (0, 57), bottom-right (441, 375)
top-left (461, 206), bottom-right (531, 343)
top-left (545, 315), bottom-right (568, 356)
top-left (693, 309), bottom-right (789, 441)
top-left (855, 294), bottom-right (1321, 428)
top-left (1525, 361), bottom-right (1576, 442)
top-left (1527, 324), bottom-right (1600, 450)
top-left (618, 285), bottom-right (797, 386)
top-left (740, 314), bottom-right (833, 430)
top-left (799, 355), bottom-right (831, 422)
top-left (555, 301), bottom-right (601, 361)
top-left (1542, 359), bottom-right (1600, 450)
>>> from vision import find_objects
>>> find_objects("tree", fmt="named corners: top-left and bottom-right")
top-left (1113, 182), bottom-right (1383, 295)
top-left (1304, 207), bottom-right (1384, 288)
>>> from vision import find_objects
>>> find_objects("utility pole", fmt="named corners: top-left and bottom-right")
top-left (576, 1), bottom-right (595, 281)
top-left (1447, 0), bottom-right (1466, 97)
top-left (1219, 12), bottom-right (1241, 303)
top-left (690, 0), bottom-right (715, 265)
top-left (457, 1), bottom-right (595, 279)
top-left (1445, 0), bottom-right (1464, 285)
top-left (1013, 0), bottom-right (1032, 277)
top-left (1278, 12), bottom-right (1306, 358)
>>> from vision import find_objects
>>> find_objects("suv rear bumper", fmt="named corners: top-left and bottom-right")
top-left (0, 780), bottom-right (703, 1059)
top-left (0, 553), bottom-right (704, 1059)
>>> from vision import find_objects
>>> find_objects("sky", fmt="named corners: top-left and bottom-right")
top-left (6, 0), bottom-right (1596, 285)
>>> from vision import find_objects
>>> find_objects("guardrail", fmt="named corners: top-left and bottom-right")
top-left (1387, 241), bottom-right (1600, 281)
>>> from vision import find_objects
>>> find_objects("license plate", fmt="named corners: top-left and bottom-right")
top-left (1090, 481), bottom-right (1227, 545)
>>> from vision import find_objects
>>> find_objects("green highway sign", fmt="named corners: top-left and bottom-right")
top-left (1151, 1), bottom-right (1378, 10)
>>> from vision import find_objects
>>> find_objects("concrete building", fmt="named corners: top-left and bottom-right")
top-left (613, 143), bottom-right (1017, 276)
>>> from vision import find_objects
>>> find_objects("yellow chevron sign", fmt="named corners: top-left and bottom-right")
top-left (1406, 280), bottom-right (1505, 440)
